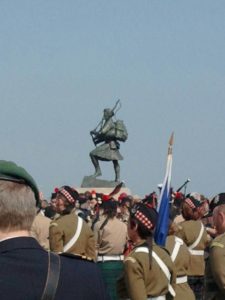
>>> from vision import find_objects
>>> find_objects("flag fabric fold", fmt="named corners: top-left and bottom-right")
top-left (154, 134), bottom-right (173, 246)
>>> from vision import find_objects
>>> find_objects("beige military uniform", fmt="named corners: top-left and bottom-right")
top-left (117, 241), bottom-right (176, 300)
top-left (30, 211), bottom-right (51, 250)
top-left (175, 220), bottom-right (208, 276)
top-left (205, 233), bottom-right (225, 300)
top-left (49, 209), bottom-right (96, 260)
top-left (94, 217), bottom-right (127, 256)
top-left (166, 235), bottom-right (195, 300)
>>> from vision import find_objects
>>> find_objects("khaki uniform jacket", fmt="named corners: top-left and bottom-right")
top-left (166, 235), bottom-right (195, 300)
top-left (94, 217), bottom-right (127, 255)
top-left (30, 212), bottom-right (51, 250)
top-left (205, 233), bottom-right (225, 300)
top-left (117, 241), bottom-right (176, 300)
top-left (49, 210), bottom-right (96, 260)
top-left (176, 220), bottom-right (208, 276)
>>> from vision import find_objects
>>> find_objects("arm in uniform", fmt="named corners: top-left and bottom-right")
top-left (49, 221), bottom-right (64, 253)
top-left (124, 256), bottom-right (147, 300)
top-left (93, 221), bottom-right (101, 252)
top-left (85, 226), bottom-right (97, 261)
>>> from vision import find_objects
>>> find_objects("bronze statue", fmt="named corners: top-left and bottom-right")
top-left (89, 100), bottom-right (128, 182)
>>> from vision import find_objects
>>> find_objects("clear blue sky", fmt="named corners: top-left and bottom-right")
top-left (0, 1), bottom-right (225, 199)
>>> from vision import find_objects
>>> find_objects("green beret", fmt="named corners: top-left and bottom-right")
top-left (0, 160), bottom-right (39, 205)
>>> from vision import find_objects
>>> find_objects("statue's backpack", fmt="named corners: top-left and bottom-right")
top-left (114, 120), bottom-right (128, 142)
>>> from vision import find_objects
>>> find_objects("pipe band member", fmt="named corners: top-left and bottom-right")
top-left (117, 202), bottom-right (176, 300)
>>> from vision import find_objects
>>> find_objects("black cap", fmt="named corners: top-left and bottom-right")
top-left (131, 203), bottom-right (158, 230)
top-left (58, 185), bottom-right (79, 204)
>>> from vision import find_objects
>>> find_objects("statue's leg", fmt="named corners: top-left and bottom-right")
top-left (113, 160), bottom-right (120, 182)
top-left (90, 154), bottom-right (102, 177)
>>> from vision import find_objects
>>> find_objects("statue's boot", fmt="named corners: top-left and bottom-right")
top-left (113, 160), bottom-right (120, 182)
top-left (93, 168), bottom-right (102, 177)
top-left (90, 155), bottom-right (102, 177)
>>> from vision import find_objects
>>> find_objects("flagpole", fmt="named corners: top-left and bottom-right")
top-left (157, 132), bottom-right (174, 210)
top-left (154, 132), bottom-right (174, 246)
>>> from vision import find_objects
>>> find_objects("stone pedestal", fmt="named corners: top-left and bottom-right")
top-left (81, 176), bottom-right (124, 188)
top-left (77, 176), bottom-right (132, 200)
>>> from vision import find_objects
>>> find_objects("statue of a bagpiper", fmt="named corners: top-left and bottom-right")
top-left (89, 100), bottom-right (128, 182)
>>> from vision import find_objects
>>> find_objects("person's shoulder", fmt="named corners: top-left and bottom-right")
top-left (127, 243), bottom-right (151, 261)
top-left (111, 217), bottom-right (127, 228)
top-left (166, 235), bottom-right (176, 243)
top-left (153, 243), bottom-right (170, 255)
top-left (124, 246), bottom-right (147, 265)
top-left (94, 217), bottom-right (106, 230)
top-left (179, 219), bottom-right (199, 230)
top-left (49, 213), bottom-right (71, 228)
top-left (210, 233), bottom-right (225, 249)
top-left (36, 212), bottom-right (51, 224)
top-left (59, 253), bottom-right (99, 274)
top-left (58, 253), bottom-right (109, 299)
top-left (81, 218), bottom-right (94, 234)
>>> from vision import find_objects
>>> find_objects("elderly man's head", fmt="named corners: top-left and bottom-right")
top-left (0, 180), bottom-right (36, 232)
top-left (0, 160), bottom-right (39, 233)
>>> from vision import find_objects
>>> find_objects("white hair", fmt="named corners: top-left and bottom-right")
top-left (0, 180), bottom-right (36, 231)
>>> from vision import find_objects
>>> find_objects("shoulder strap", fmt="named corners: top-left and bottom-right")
top-left (171, 237), bottom-right (183, 262)
top-left (152, 251), bottom-right (176, 298)
top-left (188, 222), bottom-right (204, 250)
top-left (63, 216), bottom-right (83, 252)
top-left (135, 246), bottom-right (149, 253)
top-left (99, 216), bottom-right (109, 230)
top-left (41, 252), bottom-right (61, 300)
top-left (98, 217), bottom-right (109, 248)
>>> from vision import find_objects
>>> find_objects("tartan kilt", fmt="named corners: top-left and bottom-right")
top-left (98, 261), bottom-right (124, 300)
top-left (91, 143), bottom-right (123, 161)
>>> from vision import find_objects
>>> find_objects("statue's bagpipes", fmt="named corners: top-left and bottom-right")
top-left (90, 99), bottom-right (121, 146)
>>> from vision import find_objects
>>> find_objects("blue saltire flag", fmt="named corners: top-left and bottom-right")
top-left (154, 133), bottom-right (174, 246)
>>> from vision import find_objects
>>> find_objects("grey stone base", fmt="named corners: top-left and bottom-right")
top-left (81, 176), bottom-right (125, 188)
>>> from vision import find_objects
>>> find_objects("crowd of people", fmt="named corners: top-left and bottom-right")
top-left (0, 160), bottom-right (225, 299)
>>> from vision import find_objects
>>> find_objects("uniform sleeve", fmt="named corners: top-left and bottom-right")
top-left (100, 119), bottom-right (114, 135)
top-left (49, 222), bottom-right (64, 253)
top-left (124, 257), bottom-right (147, 300)
top-left (210, 243), bottom-right (225, 294)
top-left (93, 222), bottom-right (101, 251)
top-left (86, 228), bottom-right (97, 261)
